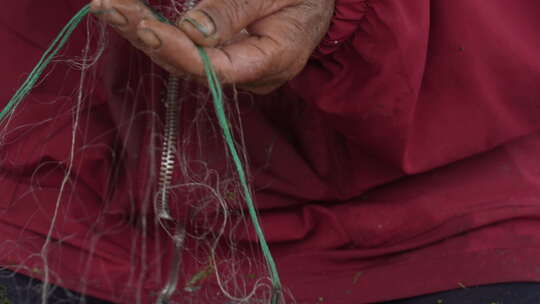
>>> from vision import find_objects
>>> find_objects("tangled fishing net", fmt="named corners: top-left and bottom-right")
top-left (0, 1), bottom-right (290, 303)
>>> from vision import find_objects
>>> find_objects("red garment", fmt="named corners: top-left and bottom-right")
top-left (2, 0), bottom-right (540, 303)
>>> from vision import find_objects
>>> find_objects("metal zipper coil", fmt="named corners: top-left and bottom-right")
top-left (156, 75), bottom-right (180, 220)
top-left (155, 2), bottom-right (199, 302)
top-left (155, 75), bottom-right (182, 304)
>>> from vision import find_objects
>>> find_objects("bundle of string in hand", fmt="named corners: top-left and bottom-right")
top-left (1, 2), bottom-right (284, 303)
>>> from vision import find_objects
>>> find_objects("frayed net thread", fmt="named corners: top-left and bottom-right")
top-left (0, 1), bottom-right (289, 303)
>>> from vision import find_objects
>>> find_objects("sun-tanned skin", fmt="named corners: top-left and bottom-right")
top-left (89, 0), bottom-right (334, 94)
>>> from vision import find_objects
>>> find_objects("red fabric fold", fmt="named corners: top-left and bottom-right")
top-left (2, 0), bottom-right (540, 303)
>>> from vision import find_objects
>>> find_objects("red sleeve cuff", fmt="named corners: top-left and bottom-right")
top-left (315, 0), bottom-right (372, 57)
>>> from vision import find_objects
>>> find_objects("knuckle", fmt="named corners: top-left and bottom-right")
top-left (203, 0), bottom-right (239, 33)
top-left (200, 0), bottom-right (261, 41)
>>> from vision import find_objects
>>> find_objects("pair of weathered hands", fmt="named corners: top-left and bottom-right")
top-left (90, 0), bottom-right (334, 94)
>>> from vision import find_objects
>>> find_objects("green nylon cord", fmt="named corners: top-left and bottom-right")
top-left (0, 4), bottom-right (91, 123)
top-left (197, 48), bottom-right (282, 303)
top-left (4, 4), bottom-right (282, 302)
top-left (149, 8), bottom-right (282, 303)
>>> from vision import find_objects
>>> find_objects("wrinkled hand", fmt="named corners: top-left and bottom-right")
top-left (90, 0), bottom-right (334, 94)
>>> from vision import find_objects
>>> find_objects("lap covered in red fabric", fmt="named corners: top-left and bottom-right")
top-left (1, 0), bottom-right (540, 303)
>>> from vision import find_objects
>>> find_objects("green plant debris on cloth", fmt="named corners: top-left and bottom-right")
top-left (184, 263), bottom-right (215, 292)
top-left (352, 271), bottom-right (363, 284)
top-left (0, 284), bottom-right (12, 304)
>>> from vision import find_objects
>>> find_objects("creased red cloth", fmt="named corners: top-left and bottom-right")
top-left (1, 0), bottom-right (540, 303)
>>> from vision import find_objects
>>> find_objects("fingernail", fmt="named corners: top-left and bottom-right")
top-left (137, 28), bottom-right (161, 49)
top-left (178, 10), bottom-right (216, 37)
top-left (89, 0), bottom-right (102, 12)
top-left (105, 8), bottom-right (128, 26)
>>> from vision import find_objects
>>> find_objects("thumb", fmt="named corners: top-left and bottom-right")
top-left (177, 0), bottom-right (292, 47)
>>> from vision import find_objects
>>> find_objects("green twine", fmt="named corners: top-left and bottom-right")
top-left (198, 48), bottom-right (283, 303)
top-left (0, 4), bottom-right (91, 124)
top-left (4, 3), bottom-right (282, 303)
top-left (148, 7), bottom-right (283, 303)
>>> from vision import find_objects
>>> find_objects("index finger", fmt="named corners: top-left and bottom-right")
top-left (90, 0), bottom-right (206, 77)
top-left (139, 18), bottom-right (281, 84)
